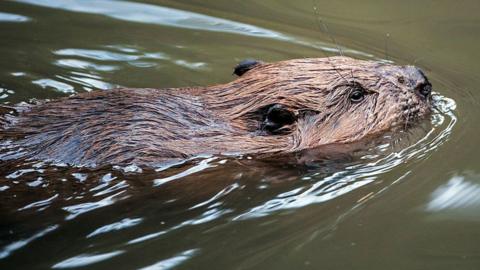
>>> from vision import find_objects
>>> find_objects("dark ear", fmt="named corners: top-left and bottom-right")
top-left (233, 59), bottom-right (262, 76)
top-left (261, 104), bottom-right (296, 134)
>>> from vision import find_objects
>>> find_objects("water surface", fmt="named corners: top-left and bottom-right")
top-left (0, 0), bottom-right (478, 269)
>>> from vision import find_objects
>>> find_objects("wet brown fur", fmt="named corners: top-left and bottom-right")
top-left (0, 57), bottom-right (432, 166)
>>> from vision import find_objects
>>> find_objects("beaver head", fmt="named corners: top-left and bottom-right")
top-left (207, 56), bottom-right (432, 154)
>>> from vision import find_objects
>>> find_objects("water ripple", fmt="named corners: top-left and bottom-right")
top-left (0, 225), bottom-right (58, 259)
top-left (52, 250), bottom-right (124, 269)
top-left (16, 0), bottom-right (287, 39)
top-left (55, 48), bottom-right (145, 62)
top-left (0, 12), bottom-right (30, 23)
top-left (18, 194), bottom-right (58, 211)
top-left (426, 175), bottom-right (480, 212)
top-left (32, 78), bottom-right (75, 93)
top-left (0, 87), bottom-right (15, 100)
top-left (138, 249), bottom-right (199, 270)
top-left (153, 157), bottom-right (218, 187)
top-left (62, 190), bottom-right (128, 220)
top-left (87, 217), bottom-right (143, 238)
top-left (54, 59), bottom-right (118, 72)
top-left (234, 93), bottom-right (457, 220)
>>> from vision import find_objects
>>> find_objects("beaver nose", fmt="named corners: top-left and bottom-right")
top-left (416, 82), bottom-right (432, 98)
top-left (402, 66), bottom-right (431, 99)
top-left (413, 67), bottom-right (431, 99)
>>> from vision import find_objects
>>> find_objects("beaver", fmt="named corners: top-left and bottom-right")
top-left (0, 56), bottom-right (432, 167)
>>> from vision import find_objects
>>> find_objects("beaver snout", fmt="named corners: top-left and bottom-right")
top-left (400, 66), bottom-right (432, 99)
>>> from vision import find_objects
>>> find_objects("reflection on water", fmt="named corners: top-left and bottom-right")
top-left (0, 225), bottom-right (58, 260)
top-left (16, 0), bottom-right (288, 39)
top-left (54, 48), bottom-right (167, 62)
top-left (55, 59), bottom-right (118, 72)
top-left (63, 190), bottom-right (129, 220)
top-left (0, 88), bottom-right (14, 100)
top-left (32, 78), bottom-right (75, 93)
top-left (426, 175), bottom-right (480, 212)
top-left (18, 194), bottom-right (58, 211)
top-left (87, 218), bottom-right (143, 238)
top-left (0, 12), bottom-right (30, 22)
top-left (52, 250), bottom-right (125, 269)
top-left (153, 157), bottom-right (217, 187)
top-left (138, 249), bottom-right (199, 270)
top-left (31, 45), bottom-right (210, 93)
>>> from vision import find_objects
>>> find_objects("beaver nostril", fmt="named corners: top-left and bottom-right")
top-left (416, 83), bottom-right (432, 99)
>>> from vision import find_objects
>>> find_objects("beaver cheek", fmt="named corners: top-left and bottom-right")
top-left (290, 117), bottom-right (325, 149)
top-left (329, 117), bottom-right (366, 143)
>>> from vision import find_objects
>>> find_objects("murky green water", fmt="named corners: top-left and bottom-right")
top-left (0, 0), bottom-right (478, 269)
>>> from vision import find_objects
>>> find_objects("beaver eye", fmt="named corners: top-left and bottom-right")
top-left (349, 88), bottom-right (365, 103)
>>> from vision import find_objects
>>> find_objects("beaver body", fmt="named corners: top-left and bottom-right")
top-left (0, 57), bottom-right (432, 166)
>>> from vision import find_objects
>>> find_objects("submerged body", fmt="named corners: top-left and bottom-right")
top-left (0, 57), bottom-right (432, 166)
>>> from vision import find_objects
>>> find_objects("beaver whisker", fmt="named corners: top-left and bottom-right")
top-left (413, 57), bottom-right (425, 66)
top-left (312, 4), bottom-right (357, 83)
top-left (385, 33), bottom-right (391, 61)
top-left (311, 0), bottom-right (353, 84)
top-left (404, 102), bottom-right (412, 131)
